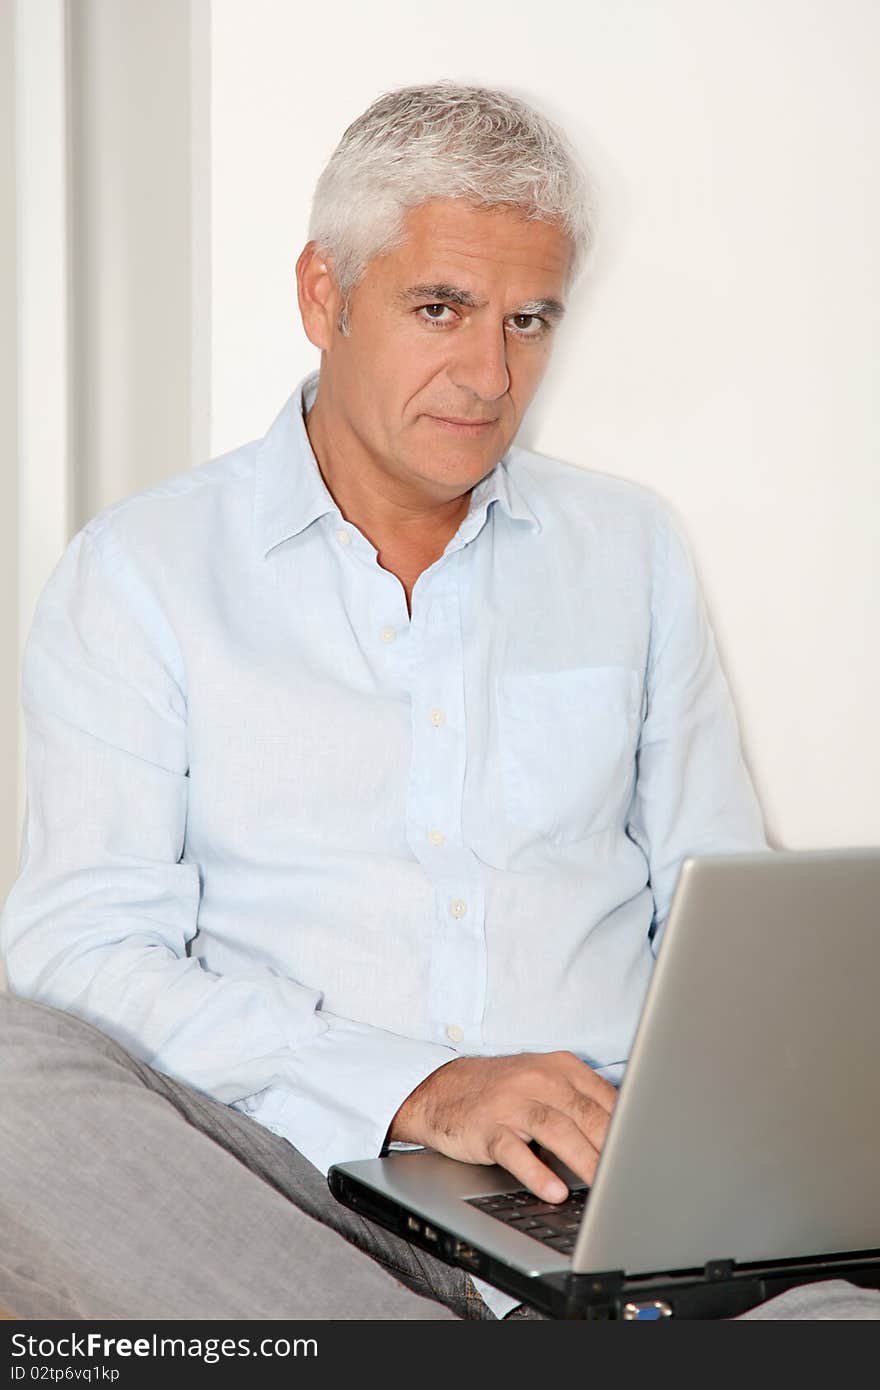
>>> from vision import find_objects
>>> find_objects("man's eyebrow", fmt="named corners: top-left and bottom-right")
top-left (516, 297), bottom-right (566, 321)
top-left (397, 284), bottom-right (566, 320)
top-left (398, 283), bottom-right (484, 309)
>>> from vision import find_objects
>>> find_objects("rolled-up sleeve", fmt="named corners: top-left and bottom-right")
top-left (626, 510), bottom-right (769, 952)
top-left (0, 525), bottom-right (454, 1174)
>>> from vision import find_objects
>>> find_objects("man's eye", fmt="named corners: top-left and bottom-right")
top-left (416, 305), bottom-right (547, 336)
top-left (508, 314), bottom-right (545, 336)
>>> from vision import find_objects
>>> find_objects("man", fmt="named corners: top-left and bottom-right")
top-left (1, 81), bottom-right (874, 1322)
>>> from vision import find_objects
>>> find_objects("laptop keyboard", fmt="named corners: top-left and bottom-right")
top-left (466, 1187), bottom-right (589, 1255)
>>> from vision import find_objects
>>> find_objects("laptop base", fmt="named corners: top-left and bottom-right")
top-left (329, 1166), bottom-right (880, 1319)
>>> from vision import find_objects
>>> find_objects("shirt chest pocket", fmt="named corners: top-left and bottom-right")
top-left (497, 665), bottom-right (641, 846)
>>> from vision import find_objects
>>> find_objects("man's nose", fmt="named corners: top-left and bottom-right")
top-left (447, 322), bottom-right (510, 402)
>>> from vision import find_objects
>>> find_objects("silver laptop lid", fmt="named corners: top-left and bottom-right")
top-left (574, 847), bottom-right (880, 1276)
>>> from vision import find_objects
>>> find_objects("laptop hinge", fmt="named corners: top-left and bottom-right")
top-left (569, 1270), bottom-right (624, 1295)
top-left (704, 1259), bottom-right (735, 1282)
top-left (560, 1271), bottom-right (624, 1321)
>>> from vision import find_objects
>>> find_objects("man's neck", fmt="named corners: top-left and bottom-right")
top-left (304, 394), bottom-right (473, 566)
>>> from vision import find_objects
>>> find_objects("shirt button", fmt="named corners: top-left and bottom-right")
top-left (429, 708), bottom-right (446, 728)
top-left (427, 829), bottom-right (445, 847)
top-left (335, 529), bottom-right (351, 546)
top-left (379, 626), bottom-right (396, 644)
top-left (446, 1024), bottom-right (464, 1044)
top-left (450, 899), bottom-right (467, 919)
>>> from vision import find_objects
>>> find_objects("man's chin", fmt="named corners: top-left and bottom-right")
top-left (402, 456), bottom-right (505, 496)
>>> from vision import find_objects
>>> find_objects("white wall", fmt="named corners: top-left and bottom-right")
top-left (210, 0), bottom-right (880, 852)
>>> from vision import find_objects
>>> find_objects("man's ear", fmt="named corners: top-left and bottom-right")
top-left (295, 242), bottom-right (342, 350)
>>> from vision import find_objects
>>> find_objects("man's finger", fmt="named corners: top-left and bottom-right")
top-left (486, 1127), bottom-right (571, 1204)
top-left (564, 1087), bottom-right (613, 1151)
top-left (521, 1106), bottom-right (603, 1189)
top-left (553, 1051), bottom-right (618, 1114)
top-left (488, 1107), bottom-right (603, 1198)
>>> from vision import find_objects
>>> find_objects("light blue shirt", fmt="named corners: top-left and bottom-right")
top-left (2, 369), bottom-right (767, 1317)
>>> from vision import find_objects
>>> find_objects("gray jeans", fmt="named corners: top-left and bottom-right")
top-left (0, 992), bottom-right (480, 1320)
top-left (2, 992), bottom-right (879, 1322)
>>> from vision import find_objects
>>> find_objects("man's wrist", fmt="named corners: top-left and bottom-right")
top-left (386, 1076), bottom-right (429, 1145)
top-left (385, 1057), bottom-right (461, 1145)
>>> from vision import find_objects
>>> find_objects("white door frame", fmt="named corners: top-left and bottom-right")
top-left (13, 0), bottom-right (73, 834)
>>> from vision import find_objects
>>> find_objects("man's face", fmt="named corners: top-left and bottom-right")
top-left (307, 198), bottom-right (572, 501)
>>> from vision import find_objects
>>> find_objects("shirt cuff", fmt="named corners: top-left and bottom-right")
top-left (472, 1277), bottom-right (523, 1319)
top-left (244, 1017), bottom-right (458, 1176)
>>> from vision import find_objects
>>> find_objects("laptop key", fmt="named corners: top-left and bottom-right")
top-left (514, 1201), bottom-right (567, 1216)
top-left (538, 1212), bottom-right (577, 1232)
top-left (466, 1186), bottom-right (590, 1248)
top-left (543, 1234), bottom-right (576, 1253)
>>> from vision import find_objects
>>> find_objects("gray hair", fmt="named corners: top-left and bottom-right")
top-left (308, 81), bottom-right (596, 335)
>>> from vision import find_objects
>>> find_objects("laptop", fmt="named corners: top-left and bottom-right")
top-left (329, 848), bottom-right (880, 1318)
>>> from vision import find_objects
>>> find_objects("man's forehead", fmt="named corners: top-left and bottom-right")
top-left (404, 199), bottom-right (568, 255)
top-left (378, 199), bottom-right (572, 291)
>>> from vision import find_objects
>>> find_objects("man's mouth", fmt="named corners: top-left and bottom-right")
top-left (426, 416), bottom-right (498, 435)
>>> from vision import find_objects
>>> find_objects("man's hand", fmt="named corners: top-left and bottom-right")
top-left (387, 1051), bottom-right (617, 1203)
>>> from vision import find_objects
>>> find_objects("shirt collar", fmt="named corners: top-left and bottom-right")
top-left (254, 369), bottom-right (540, 558)
top-left (254, 371), bottom-right (337, 557)
top-left (457, 442), bottom-right (541, 545)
